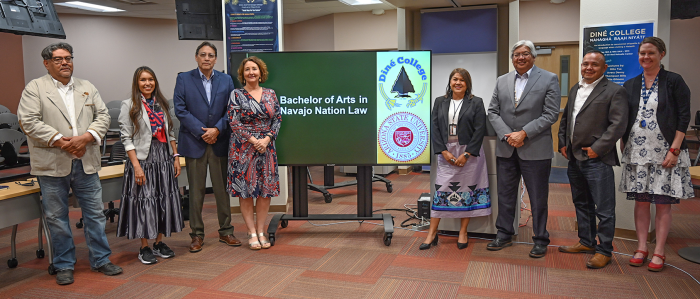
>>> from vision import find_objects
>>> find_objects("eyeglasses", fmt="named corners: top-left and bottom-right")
top-left (513, 52), bottom-right (532, 58)
top-left (198, 53), bottom-right (216, 59)
top-left (50, 56), bottom-right (73, 64)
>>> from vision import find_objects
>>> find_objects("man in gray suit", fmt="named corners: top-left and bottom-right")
top-left (18, 43), bottom-right (122, 285)
top-left (487, 40), bottom-right (561, 258)
top-left (557, 51), bottom-right (628, 269)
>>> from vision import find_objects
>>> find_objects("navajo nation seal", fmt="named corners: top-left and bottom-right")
top-left (378, 112), bottom-right (428, 162)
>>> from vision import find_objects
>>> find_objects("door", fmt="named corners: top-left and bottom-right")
top-left (533, 44), bottom-right (579, 153)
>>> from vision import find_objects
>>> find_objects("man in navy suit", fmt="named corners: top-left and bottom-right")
top-left (174, 42), bottom-right (240, 252)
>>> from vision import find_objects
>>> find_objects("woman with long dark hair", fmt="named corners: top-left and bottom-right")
top-left (117, 66), bottom-right (183, 264)
top-left (420, 68), bottom-right (490, 250)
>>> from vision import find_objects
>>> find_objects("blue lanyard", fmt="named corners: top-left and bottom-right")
top-left (640, 73), bottom-right (658, 111)
top-left (639, 73), bottom-right (658, 128)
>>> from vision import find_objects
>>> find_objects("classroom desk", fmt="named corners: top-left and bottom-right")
top-left (690, 166), bottom-right (700, 180)
top-left (0, 182), bottom-right (42, 228)
top-left (2, 158), bottom-right (188, 271)
top-left (0, 180), bottom-right (49, 269)
top-left (3, 158), bottom-right (190, 270)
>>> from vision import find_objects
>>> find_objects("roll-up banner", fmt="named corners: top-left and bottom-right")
top-left (583, 22), bottom-right (654, 85)
top-left (224, 0), bottom-right (280, 72)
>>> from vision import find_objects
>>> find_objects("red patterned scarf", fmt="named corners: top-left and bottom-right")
top-left (141, 94), bottom-right (167, 143)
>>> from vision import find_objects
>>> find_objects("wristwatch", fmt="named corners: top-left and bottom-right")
top-left (669, 148), bottom-right (681, 156)
top-left (463, 152), bottom-right (470, 158)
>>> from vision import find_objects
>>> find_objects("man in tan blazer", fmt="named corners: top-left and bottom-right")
top-left (17, 42), bottom-right (122, 285)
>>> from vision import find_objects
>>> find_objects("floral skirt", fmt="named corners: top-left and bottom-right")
top-left (227, 136), bottom-right (280, 199)
top-left (619, 149), bottom-right (694, 204)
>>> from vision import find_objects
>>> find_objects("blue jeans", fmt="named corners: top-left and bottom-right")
top-left (567, 157), bottom-right (616, 256)
top-left (37, 160), bottom-right (112, 271)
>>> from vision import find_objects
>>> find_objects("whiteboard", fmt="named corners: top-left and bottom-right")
top-left (430, 52), bottom-right (498, 113)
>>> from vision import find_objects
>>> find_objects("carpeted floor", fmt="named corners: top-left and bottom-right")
top-left (2, 166), bottom-right (700, 299)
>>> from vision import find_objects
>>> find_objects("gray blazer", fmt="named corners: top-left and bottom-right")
top-left (487, 65), bottom-right (561, 160)
top-left (17, 74), bottom-right (110, 177)
top-left (558, 76), bottom-right (628, 166)
top-left (119, 99), bottom-right (176, 160)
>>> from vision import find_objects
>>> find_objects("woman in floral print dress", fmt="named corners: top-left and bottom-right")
top-left (227, 56), bottom-right (282, 250)
top-left (619, 37), bottom-right (693, 272)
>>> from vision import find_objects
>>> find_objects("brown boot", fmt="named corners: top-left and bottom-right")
top-left (558, 242), bottom-right (595, 254)
top-left (189, 236), bottom-right (204, 253)
top-left (586, 253), bottom-right (611, 269)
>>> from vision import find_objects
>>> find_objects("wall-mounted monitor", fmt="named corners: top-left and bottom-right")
top-left (0, 0), bottom-right (65, 39)
top-left (234, 51), bottom-right (432, 166)
top-left (175, 0), bottom-right (222, 41)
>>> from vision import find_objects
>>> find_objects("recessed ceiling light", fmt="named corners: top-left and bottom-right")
top-left (339, 0), bottom-right (383, 6)
top-left (55, 1), bottom-right (125, 12)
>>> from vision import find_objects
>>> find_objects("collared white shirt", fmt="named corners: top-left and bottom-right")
top-left (571, 75), bottom-right (604, 136)
top-left (449, 98), bottom-right (464, 124)
top-left (447, 98), bottom-right (463, 143)
top-left (49, 77), bottom-right (101, 155)
top-left (198, 68), bottom-right (214, 104)
top-left (514, 67), bottom-right (533, 107)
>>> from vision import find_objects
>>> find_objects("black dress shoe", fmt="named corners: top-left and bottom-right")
top-left (529, 244), bottom-right (547, 258)
top-left (419, 234), bottom-right (439, 250)
top-left (486, 238), bottom-right (512, 251)
top-left (56, 269), bottom-right (74, 285)
top-left (457, 241), bottom-right (468, 250)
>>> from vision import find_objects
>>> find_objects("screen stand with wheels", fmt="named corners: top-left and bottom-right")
top-left (307, 166), bottom-right (393, 203)
top-left (267, 166), bottom-right (395, 246)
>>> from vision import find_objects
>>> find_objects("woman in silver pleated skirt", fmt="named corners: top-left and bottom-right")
top-left (116, 66), bottom-right (183, 265)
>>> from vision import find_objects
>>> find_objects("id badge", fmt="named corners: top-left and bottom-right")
top-left (449, 124), bottom-right (457, 136)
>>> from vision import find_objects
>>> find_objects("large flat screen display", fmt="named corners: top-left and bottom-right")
top-left (0, 0), bottom-right (65, 39)
top-left (247, 51), bottom-right (431, 166)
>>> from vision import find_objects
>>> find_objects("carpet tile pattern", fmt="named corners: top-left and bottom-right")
top-left (2, 166), bottom-right (700, 298)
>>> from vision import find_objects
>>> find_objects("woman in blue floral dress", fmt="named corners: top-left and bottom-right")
top-left (227, 57), bottom-right (282, 250)
top-left (619, 37), bottom-right (693, 272)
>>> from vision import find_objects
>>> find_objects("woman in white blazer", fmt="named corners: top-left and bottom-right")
top-left (116, 66), bottom-right (183, 265)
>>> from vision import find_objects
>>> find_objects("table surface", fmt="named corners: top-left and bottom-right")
top-left (691, 166), bottom-right (700, 180)
top-left (0, 157), bottom-right (186, 202)
top-left (0, 181), bottom-right (40, 201)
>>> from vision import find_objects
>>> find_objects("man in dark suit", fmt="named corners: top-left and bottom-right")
top-left (487, 40), bottom-right (561, 258)
top-left (174, 42), bottom-right (240, 252)
top-left (557, 51), bottom-right (628, 269)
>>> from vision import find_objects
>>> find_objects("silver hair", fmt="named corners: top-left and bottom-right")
top-left (40, 42), bottom-right (73, 60)
top-left (510, 40), bottom-right (537, 59)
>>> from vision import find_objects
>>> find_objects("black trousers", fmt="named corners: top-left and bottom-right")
top-left (495, 149), bottom-right (551, 245)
